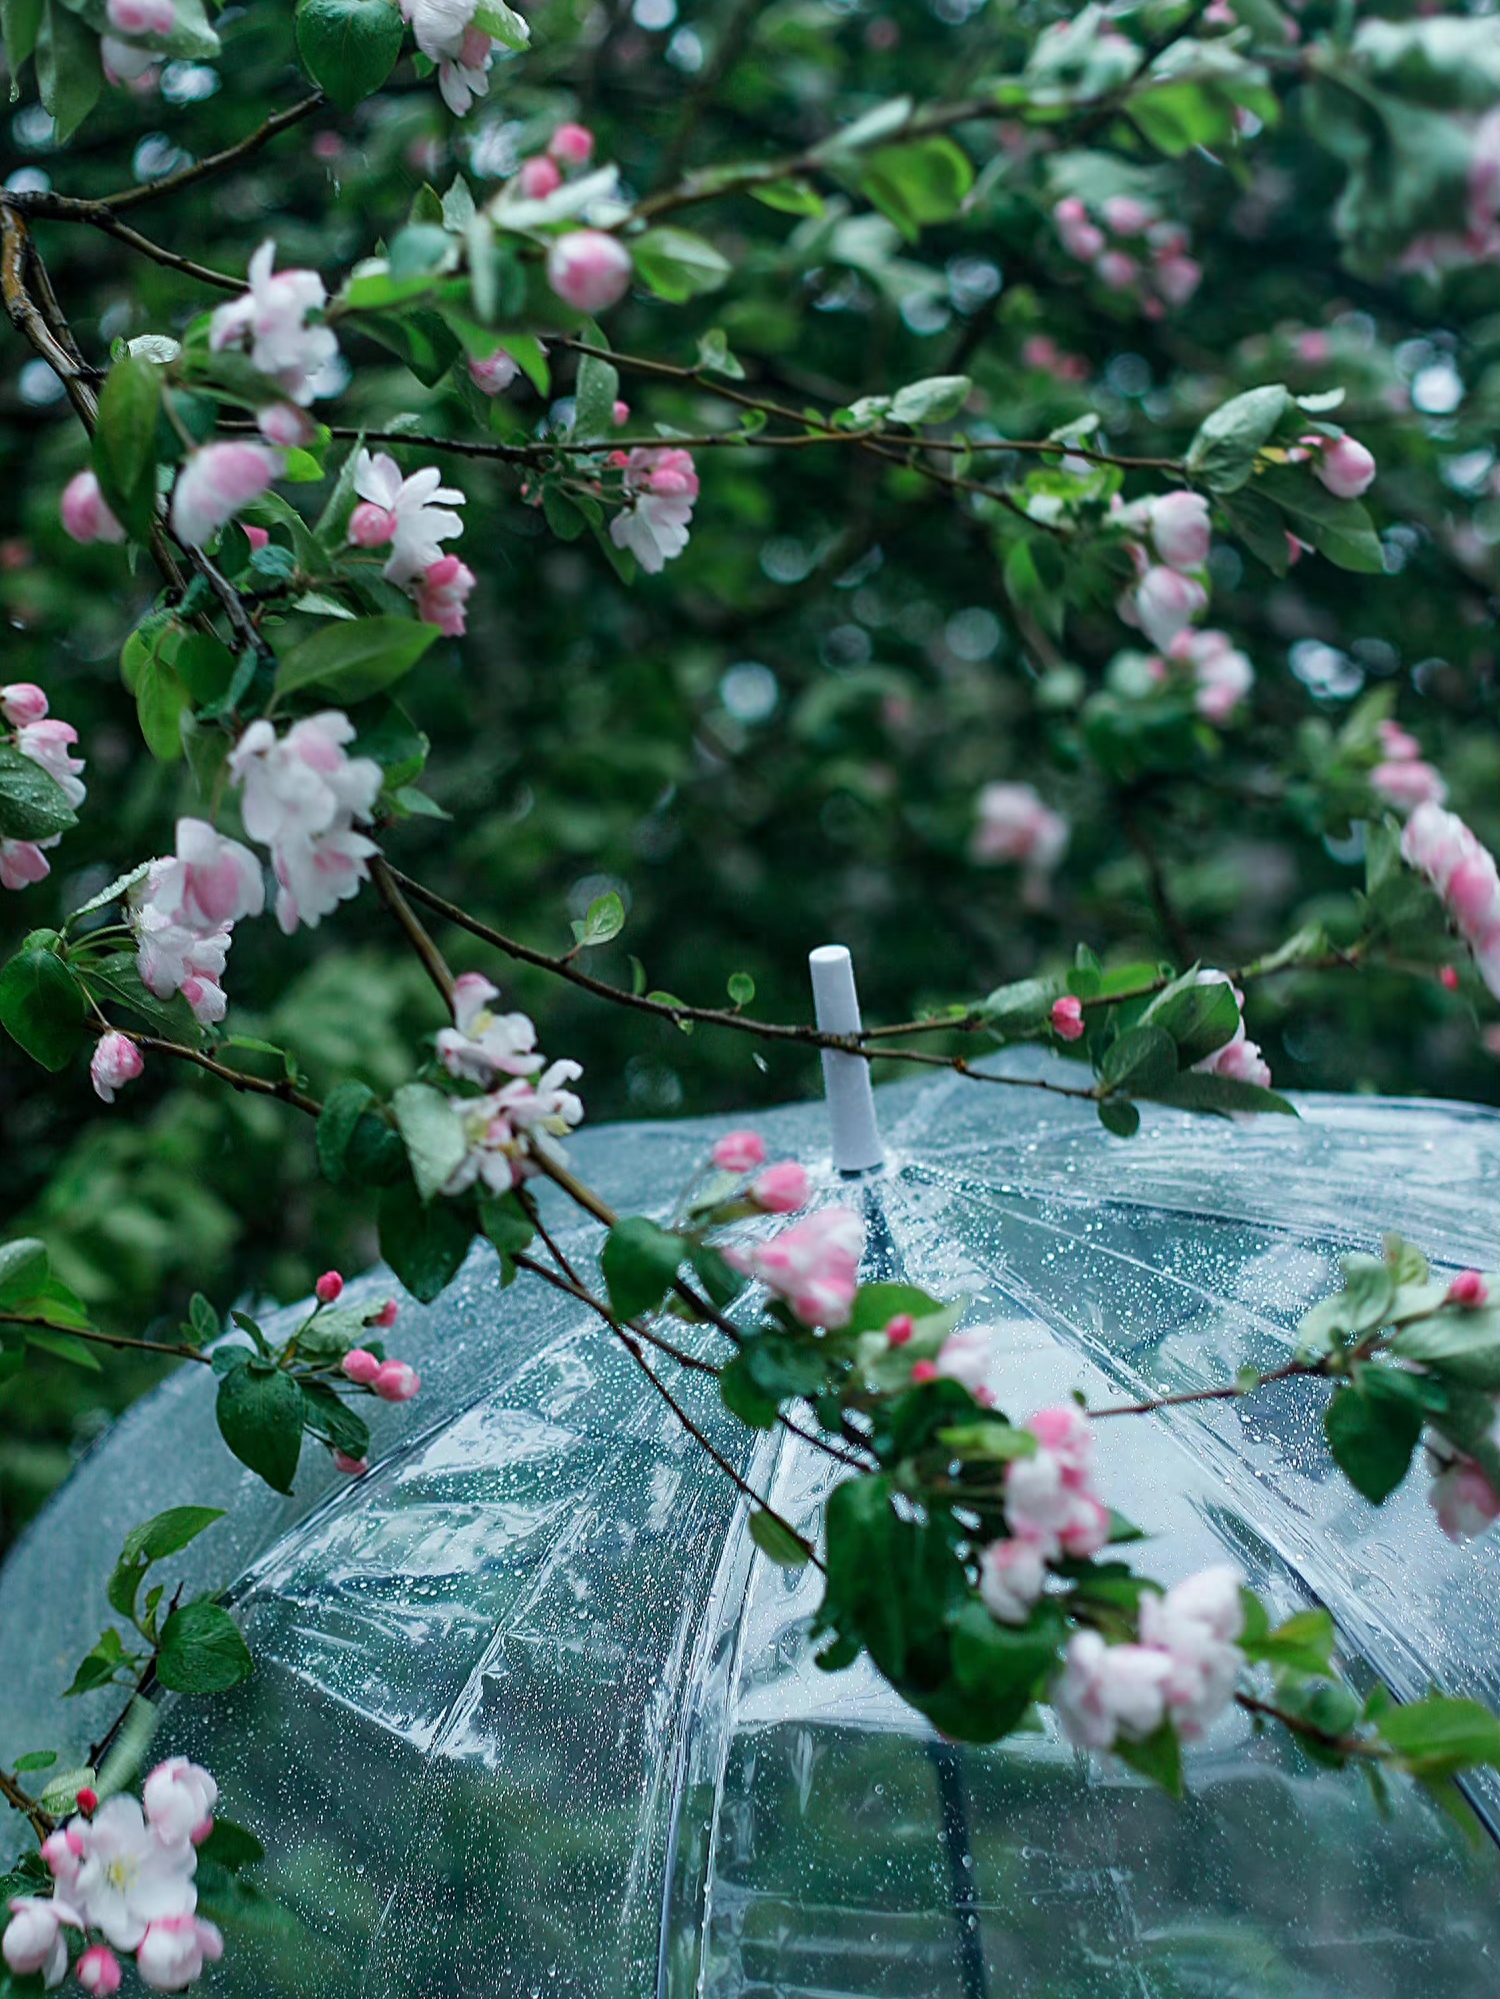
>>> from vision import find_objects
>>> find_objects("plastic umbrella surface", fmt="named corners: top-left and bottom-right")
top-left (6, 1050), bottom-right (1500, 1997)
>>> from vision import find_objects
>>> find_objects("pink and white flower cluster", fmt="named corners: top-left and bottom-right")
top-left (208, 240), bottom-right (340, 408)
top-left (1053, 194), bottom-right (1202, 318)
top-left (0, 682), bottom-right (86, 891)
top-left (1190, 970), bottom-right (1273, 1090)
top-left (131, 815), bottom-right (265, 1029)
top-left (437, 974), bottom-right (585, 1193)
top-left (1168, 628), bottom-right (1254, 725)
top-left (608, 448), bottom-right (699, 574)
top-left (1369, 717), bottom-right (1446, 813)
top-left (1401, 801), bottom-right (1500, 1000)
top-left (348, 449), bottom-right (474, 635)
top-left (977, 1405), bottom-right (1111, 1624)
top-left (3, 1760), bottom-right (223, 1992)
top-left (970, 781), bottom-right (1069, 899)
top-left (729, 1208), bottom-right (865, 1329)
top-left (1114, 488), bottom-right (1212, 654)
top-left (1052, 1564), bottom-right (1245, 1749)
top-left (400, 0), bottom-right (499, 115)
top-left (228, 711), bottom-right (382, 933)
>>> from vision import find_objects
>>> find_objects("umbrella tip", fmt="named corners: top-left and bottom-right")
top-left (809, 944), bottom-right (885, 1176)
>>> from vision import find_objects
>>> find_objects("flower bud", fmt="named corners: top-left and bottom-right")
top-left (469, 348), bottom-right (520, 395)
top-left (548, 122), bottom-right (595, 166)
top-left (910, 1359), bottom-right (939, 1384)
top-left (257, 401), bottom-right (315, 449)
top-left (243, 524), bottom-right (270, 552)
top-left (90, 1031), bottom-right (144, 1105)
top-left (884, 1313), bottom-right (914, 1346)
top-left (612, 400), bottom-right (630, 426)
top-left (61, 470), bottom-right (126, 546)
top-left (373, 1359), bottom-right (421, 1402)
top-left (76, 1786), bottom-right (98, 1815)
top-left (1050, 995), bottom-right (1086, 1041)
top-left (78, 1945), bottom-right (123, 1995)
top-left (334, 1450), bottom-right (369, 1476)
top-left (1447, 1269), bottom-right (1489, 1308)
top-left (315, 1270), bottom-right (344, 1303)
top-left (711, 1129), bottom-right (765, 1172)
top-left (347, 501), bottom-right (397, 548)
top-left (170, 442), bottom-right (281, 548)
top-left (517, 156), bottom-right (562, 199)
top-left (751, 1161), bottom-right (809, 1214)
top-left (371, 1298), bottom-right (399, 1328)
top-left (1315, 434), bottom-right (1376, 500)
top-left (547, 230), bottom-right (633, 313)
top-left (0, 683), bottom-right (48, 726)
top-left (341, 1347), bottom-right (381, 1385)
top-left (1441, 965), bottom-right (1460, 991)
top-left (106, 0), bottom-right (173, 32)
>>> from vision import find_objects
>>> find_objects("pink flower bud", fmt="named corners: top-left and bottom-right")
top-left (374, 1359), bottom-right (421, 1401)
top-left (1441, 965), bottom-right (1460, 991)
top-left (371, 1298), bottom-right (399, 1328)
top-left (348, 501), bottom-right (397, 548)
top-left (91, 1031), bottom-right (144, 1104)
top-left (1447, 1269), bottom-right (1488, 1307)
top-left (547, 230), bottom-right (633, 314)
top-left (612, 400), bottom-right (630, 426)
top-left (78, 1945), bottom-right (123, 1995)
top-left (106, 0), bottom-right (173, 31)
top-left (334, 1451), bottom-right (369, 1476)
top-left (170, 442), bottom-right (281, 548)
top-left (711, 1129), bottom-right (766, 1172)
top-left (884, 1312), bottom-right (914, 1346)
top-left (1315, 434), bottom-right (1376, 500)
top-left (341, 1347), bottom-right (381, 1385)
top-left (1101, 194), bottom-right (1152, 235)
top-left (1050, 995), bottom-right (1086, 1041)
top-left (910, 1360), bottom-right (939, 1384)
top-left (76, 1787), bottom-right (98, 1816)
top-left (243, 524), bottom-right (270, 552)
top-left (1378, 719), bottom-right (1422, 762)
top-left (1095, 250), bottom-right (1139, 290)
top-left (1149, 490), bottom-right (1211, 571)
top-left (0, 683), bottom-right (47, 726)
top-left (61, 470), bottom-right (126, 546)
top-left (469, 348), bottom-right (520, 395)
top-left (548, 123), bottom-right (595, 167)
top-left (257, 401), bottom-right (315, 449)
top-left (517, 156), bottom-right (562, 199)
top-left (315, 1270), bottom-right (344, 1303)
top-left (1431, 1455), bottom-right (1500, 1540)
top-left (751, 1161), bottom-right (809, 1214)
top-left (413, 554), bottom-right (476, 637)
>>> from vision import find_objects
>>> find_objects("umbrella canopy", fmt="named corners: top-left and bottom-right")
top-left (5, 1049), bottom-right (1500, 1996)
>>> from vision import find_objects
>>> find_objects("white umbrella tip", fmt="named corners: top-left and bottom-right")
top-left (808, 943), bottom-right (884, 1176)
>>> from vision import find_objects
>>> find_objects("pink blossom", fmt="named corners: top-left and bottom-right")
top-left (1378, 719), bottom-right (1423, 762)
top-left (442, 1064), bottom-right (586, 1194)
top-left (547, 230), bottom-right (633, 313)
top-left (712, 1129), bottom-right (766, 1172)
top-left (751, 1161), bottom-right (809, 1213)
top-left (350, 450), bottom-right (465, 586)
top-left (142, 1760), bottom-right (217, 1848)
top-left (517, 155), bottom-right (562, 199)
top-left (1431, 1456), bottom-right (1500, 1541)
top-left (978, 1537), bottom-right (1047, 1624)
top-left (884, 1312), bottom-right (914, 1346)
top-left (106, 0), bottom-right (174, 31)
top-left (437, 973), bottom-right (543, 1085)
top-left (1053, 197), bottom-right (1105, 262)
top-left (1187, 973), bottom-right (1272, 1090)
top-left (347, 501), bottom-right (397, 549)
top-left (1371, 758), bottom-right (1446, 811)
top-left (1052, 1631), bottom-right (1172, 1748)
top-left (1101, 194), bottom-right (1153, 236)
top-left (1169, 628), bottom-right (1253, 724)
top-left (1153, 253), bottom-right (1202, 307)
top-left (1026, 1404), bottom-right (1093, 1479)
top-left (75, 1789), bottom-right (98, 1817)
top-left (40, 1829), bottom-right (84, 1893)
top-left (315, 1270), bottom-right (344, 1303)
top-left (78, 1945), bottom-right (123, 1995)
top-left (413, 554), bottom-right (476, 635)
top-left (1314, 434), bottom-right (1376, 500)
top-left (158, 817), bottom-right (265, 929)
top-left (1127, 564), bottom-right (1208, 652)
top-left (548, 122), bottom-right (595, 166)
top-left (91, 1032), bottom-right (144, 1104)
top-left (373, 1359), bottom-right (421, 1402)
top-left (69, 1794), bottom-right (195, 1951)
top-left (1149, 490), bottom-right (1211, 571)
top-left (1137, 1565), bottom-right (1243, 1738)
top-left (334, 1451), bottom-right (369, 1475)
top-left (17, 717), bottom-right (86, 809)
top-left (257, 402), bottom-right (315, 449)
top-left (229, 708), bottom-right (381, 856)
top-left (729, 1208), bottom-right (864, 1328)
top-left (1006, 1448), bottom-right (1110, 1558)
top-left (61, 470), bottom-right (126, 546)
top-left (171, 442), bottom-right (281, 548)
top-left (100, 34), bottom-right (157, 82)
top-left (1095, 249), bottom-right (1139, 290)
top-left (371, 1298), bottom-right (399, 1328)
top-left (1051, 995), bottom-right (1085, 1041)
top-left (910, 1359), bottom-right (938, 1384)
top-left (436, 23), bottom-right (495, 116)
top-left (930, 1325), bottom-right (997, 1406)
top-left (134, 1914), bottom-right (223, 1992)
top-left (3, 1898), bottom-right (76, 1986)
top-left (1401, 802), bottom-right (1500, 999)
top-left (0, 840), bottom-right (51, 891)
top-left (242, 524), bottom-right (270, 552)
top-left (208, 240), bottom-right (338, 406)
top-left (613, 399), bottom-right (630, 425)
top-left (1447, 1269), bottom-right (1489, 1307)
top-left (0, 682), bottom-right (49, 726)
top-left (468, 348), bottom-right (521, 395)
top-left (271, 823), bottom-right (379, 933)
top-left (971, 781), bottom-right (1069, 876)
top-left (610, 448), bottom-right (699, 573)
top-left (341, 1348), bottom-right (381, 1385)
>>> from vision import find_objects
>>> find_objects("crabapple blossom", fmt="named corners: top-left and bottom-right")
top-left (242, 524), bottom-right (270, 552)
top-left (228, 710), bottom-right (382, 929)
top-left (414, 554), bottom-right (476, 636)
top-left (347, 501), bottom-right (397, 548)
top-left (152, 818), bottom-right (265, 930)
top-left (372, 1297), bottom-right (399, 1328)
top-left (78, 1945), bottom-right (123, 1995)
top-left (256, 402), bottom-right (315, 449)
top-left (1431, 1455), bottom-right (1500, 1541)
top-left (1378, 719), bottom-right (1423, 762)
top-left (978, 1536), bottom-right (1048, 1625)
top-left (517, 156), bottom-right (562, 199)
top-left (17, 717), bottom-right (86, 809)
top-left (91, 1031), bottom-right (144, 1104)
top-left (548, 123), bottom-right (595, 165)
top-left (1053, 196), bottom-right (1105, 261)
top-left (712, 1129), bottom-right (766, 1172)
top-left (1005, 1445), bottom-right (1110, 1559)
top-left (1051, 995), bottom-right (1085, 1040)
top-left (2, 1897), bottom-right (75, 1987)
top-left (170, 442), bottom-right (282, 548)
top-left (1190, 971), bottom-right (1273, 1090)
top-left (315, 1270), bottom-right (344, 1303)
top-left (1052, 1630), bottom-right (1172, 1748)
top-left (1153, 251), bottom-right (1203, 307)
top-left (0, 839), bottom-right (51, 890)
top-left (40, 1828), bottom-right (85, 1893)
top-left (208, 241), bottom-right (338, 405)
top-left (61, 470), bottom-right (125, 546)
top-left (75, 1790), bottom-right (98, 1817)
top-left (547, 230), bottom-right (633, 313)
top-left (729, 1208), bottom-right (865, 1329)
top-left (1371, 758), bottom-right (1446, 810)
top-left (142, 1760), bottom-right (217, 1847)
top-left (1314, 434), bottom-right (1376, 499)
top-left (271, 822), bottom-right (380, 933)
top-left (1448, 1269), bottom-right (1489, 1307)
top-left (69, 1795), bottom-right (197, 1951)
top-left (971, 782), bottom-right (1069, 881)
top-left (929, 1325), bottom-right (998, 1405)
top-left (442, 1064), bottom-right (587, 1194)
top-left (349, 450), bottom-right (466, 586)
top-left (0, 682), bottom-right (48, 726)
top-left (1101, 194), bottom-right (1152, 235)
top-left (751, 1161), bottom-right (809, 1213)
top-left (1127, 564), bottom-right (1209, 652)
top-left (1149, 490), bottom-right (1211, 571)
top-left (373, 1359), bottom-right (421, 1401)
top-left (1095, 249), bottom-right (1138, 290)
top-left (1137, 1565), bottom-right (1244, 1738)
top-left (437, 974), bottom-right (545, 1084)
top-left (400, 0), bottom-right (494, 113)
top-left (609, 447), bottom-right (699, 574)
top-left (468, 347), bottom-right (521, 394)
top-left (1401, 801), bottom-right (1500, 998)
top-left (100, 35), bottom-right (156, 82)
top-left (134, 1915), bottom-right (223, 1992)
top-left (341, 1348), bottom-right (381, 1385)
top-left (107, 0), bottom-right (174, 29)
top-left (1170, 629), bottom-right (1254, 725)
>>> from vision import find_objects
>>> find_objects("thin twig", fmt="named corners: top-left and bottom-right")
top-left (0, 1767), bottom-right (54, 1841)
top-left (1087, 1358), bottom-right (1324, 1419)
top-left (370, 856), bottom-right (456, 1007)
top-left (0, 1311), bottom-right (209, 1366)
top-left (128, 1033), bottom-right (322, 1118)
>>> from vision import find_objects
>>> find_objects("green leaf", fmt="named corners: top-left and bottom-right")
top-left (860, 136), bottom-right (974, 241)
top-left (136, 653), bottom-right (189, 762)
top-left (748, 1508), bottom-right (810, 1568)
top-left (377, 1179), bottom-right (473, 1302)
top-left (719, 1350), bottom-right (781, 1428)
top-left (1184, 384), bottom-right (1291, 494)
top-left (108, 1506), bottom-right (225, 1622)
top-left (888, 375), bottom-right (971, 426)
top-left (35, 0), bottom-right (101, 142)
top-left (1141, 973), bottom-right (1240, 1068)
top-left (1237, 1600), bottom-right (1337, 1676)
top-left (64, 1627), bottom-right (133, 1698)
top-left (631, 228), bottom-right (731, 302)
top-left (274, 616), bottom-right (440, 703)
top-left (0, 743), bottom-right (78, 842)
top-left (189, 1292), bottom-right (221, 1344)
top-left (1097, 1098), bottom-right (1141, 1138)
top-left (215, 1360), bottom-right (305, 1494)
top-left (2, 0), bottom-right (43, 71)
top-left (726, 971), bottom-right (755, 1007)
top-left (1376, 1694), bottom-right (1500, 1778)
top-left (1113, 1718), bottom-right (1184, 1797)
top-left (1255, 464), bottom-right (1384, 574)
top-left (0, 940), bottom-right (87, 1071)
top-left (391, 1081), bottom-right (466, 1202)
top-left (195, 1819), bottom-right (265, 1871)
top-left (295, 0), bottom-right (404, 109)
top-left (156, 1598), bottom-right (255, 1694)
top-left (92, 353), bottom-right (162, 540)
top-left (750, 177), bottom-right (825, 216)
top-left (1392, 1310), bottom-right (1500, 1389)
top-left (978, 975), bottom-right (1063, 1035)
top-left (601, 1216), bottom-right (684, 1320)
top-left (1099, 1023), bottom-right (1177, 1099)
top-left (477, 1188), bottom-right (535, 1282)
top-left (572, 353), bottom-right (620, 443)
top-left (174, 633), bottom-right (237, 705)
top-left (80, 952), bottom-right (201, 1042)
top-left (0, 1237), bottom-right (49, 1307)
top-left (1150, 1072), bottom-right (1297, 1117)
top-left (298, 1378), bottom-right (370, 1460)
top-left (1324, 1369), bottom-right (1424, 1504)
top-left (570, 890), bottom-right (625, 949)
top-left (845, 1281), bottom-right (950, 1337)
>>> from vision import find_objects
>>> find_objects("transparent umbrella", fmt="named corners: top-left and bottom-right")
top-left (6, 951), bottom-right (1500, 1997)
